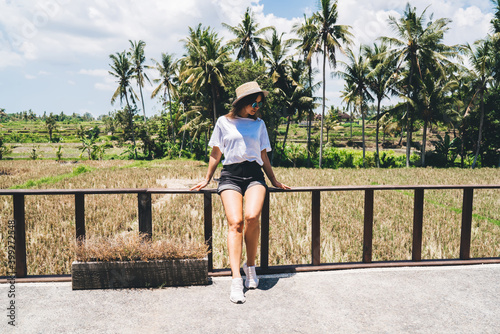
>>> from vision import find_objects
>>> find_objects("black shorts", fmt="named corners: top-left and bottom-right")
top-left (217, 161), bottom-right (267, 195)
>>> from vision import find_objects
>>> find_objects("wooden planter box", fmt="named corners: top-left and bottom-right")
top-left (72, 258), bottom-right (209, 290)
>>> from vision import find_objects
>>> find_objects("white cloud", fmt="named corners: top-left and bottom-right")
top-left (0, 0), bottom-right (497, 115)
top-left (79, 69), bottom-right (108, 77)
top-left (95, 82), bottom-right (114, 92)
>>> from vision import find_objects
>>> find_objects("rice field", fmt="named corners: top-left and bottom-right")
top-left (0, 159), bottom-right (499, 276)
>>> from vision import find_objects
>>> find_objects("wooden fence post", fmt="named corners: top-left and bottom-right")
top-left (13, 194), bottom-right (27, 278)
top-left (75, 193), bottom-right (85, 240)
top-left (138, 192), bottom-right (152, 240)
top-left (260, 190), bottom-right (270, 269)
top-left (412, 188), bottom-right (424, 261)
top-left (311, 190), bottom-right (321, 266)
top-left (363, 189), bottom-right (374, 263)
top-left (460, 188), bottom-right (474, 260)
top-left (204, 191), bottom-right (213, 272)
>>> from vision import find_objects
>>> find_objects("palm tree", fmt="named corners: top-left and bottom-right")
top-left (363, 42), bottom-right (397, 167)
top-left (336, 47), bottom-right (373, 167)
top-left (45, 113), bottom-right (57, 142)
top-left (381, 3), bottom-right (456, 167)
top-left (150, 53), bottom-right (178, 140)
top-left (262, 29), bottom-right (296, 93)
top-left (109, 51), bottom-right (138, 158)
top-left (182, 25), bottom-right (231, 125)
top-left (340, 84), bottom-right (356, 140)
top-left (491, 0), bottom-right (500, 83)
top-left (415, 69), bottom-right (458, 166)
top-left (308, 0), bottom-right (352, 167)
top-left (262, 28), bottom-right (297, 153)
top-left (463, 38), bottom-right (495, 168)
top-left (324, 106), bottom-right (339, 142)
top-left (179, 105), bottom-right (212, 155)
top-left (293, 14), bottom-right (319, 167)
top-left (222, 7), bottom-right (273, 62)
top-left (128, 40), bottom-right (150, 123)
top-left (282, 59), bottom-right (314, 152)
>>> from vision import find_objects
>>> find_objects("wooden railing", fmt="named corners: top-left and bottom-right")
top-left (2, 185), bottom-right (500, 278)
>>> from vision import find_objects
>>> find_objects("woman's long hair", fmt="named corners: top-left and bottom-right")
top-left (226, 92), bottom-right (266, 120)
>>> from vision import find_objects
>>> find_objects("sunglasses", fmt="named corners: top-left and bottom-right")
top-left (251, 101), bottom-right (263, 108)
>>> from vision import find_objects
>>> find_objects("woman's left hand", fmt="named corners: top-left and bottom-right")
top-left (271, 180), bottom-right (290, 190)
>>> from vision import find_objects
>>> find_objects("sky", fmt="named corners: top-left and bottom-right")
top-left (0, 0), bottom-right (496, 119)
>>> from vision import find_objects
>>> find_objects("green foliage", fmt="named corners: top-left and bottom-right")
top-left (78, 126), bottom-right (105, 160)
top-left (285, 143), bottom-right (307, 167)
top-left (426, 133), bottom-right (460, 167)
top-left (0, 136), bottom-right (12, 159)
top-left (45, 113), bottom-right (57, 142)
top-left (4, 132), bottom-right (47, 143)
top-left (30, 146), bottom-right (39, 160)
top-left (72, 165), bottom-right (93, 175)
top-left (321, 147), bottom-right (355, 168)
top-left (55, 145), bottom-right (63, 161)
top-left (379, 151), bottom-right (405, 168)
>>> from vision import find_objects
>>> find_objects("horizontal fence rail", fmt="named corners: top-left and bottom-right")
top-left (1, 185), bottom-right (500, 278)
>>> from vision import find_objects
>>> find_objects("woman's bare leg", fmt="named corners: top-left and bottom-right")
top-left (220, 189), bottom-right (244, 278)
top-left (243, 185), bottom-right (266, 267)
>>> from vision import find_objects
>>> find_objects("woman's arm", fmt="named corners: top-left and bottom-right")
top-left (190, 147), bottom-right (222, 191)
top-left (261, 150), bottom-right (290, 189)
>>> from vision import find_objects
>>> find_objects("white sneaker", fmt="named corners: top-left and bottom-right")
top-left (243, 263), bottom-right (259, 289)
top-left (230, 278), bottom-right (246, 304)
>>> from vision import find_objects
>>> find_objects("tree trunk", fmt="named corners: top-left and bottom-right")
top-left (204, 129), bottom-right (209, 161)
top-left (319, 47), bottom-right (327, 168)
top-left (460, 126), bottom-right (465, 168)
top-left (350, 106), bottom-right (353, 140)
top-left (405, 115), bottom-right (411, 167)
top-left (124, 94), bottom-right (138, 159)
top-left (375, 99), bottom-right (381, 168)
top-left (139, 83), bottom-right (147, 123)
top-left (472, 89), bottom-right (485, 169)
top-left (422, 120), bottom-right (427, 167)
top-left (307, 66), bottom-right (313, 168)
top-left (361, 100), bottom-right (366, 168)
top-left (406, 67), bottom-right (414, 167)
top-left (282, 114), bottom-right (291, 154)
top-left (211, 85), bottom-right (217, 126)
top-left (179, 106), bottom-right (188, 158)
top-left (167, 87), bottom-right (175, 142)
top-left (307, 110), bottom-right (312, 167)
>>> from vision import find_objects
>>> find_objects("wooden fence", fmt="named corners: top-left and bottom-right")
top-left (2, 185), bottom-right (500, 278)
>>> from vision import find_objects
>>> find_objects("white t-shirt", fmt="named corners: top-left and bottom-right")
top-left (209, 115), bottom-right (272, 166)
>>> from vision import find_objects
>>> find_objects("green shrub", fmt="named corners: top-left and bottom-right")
top-left (73, 165), bottom-right (93, 175)
top-left (55, 145), bottom-right (63, 161)
top-left (322, 147), bottom-right (355, 168)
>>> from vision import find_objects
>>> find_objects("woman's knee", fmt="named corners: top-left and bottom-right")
top-left (228, 218), bottom-right (244, 233)
top-left (244, 213), bottom-right (260, 226)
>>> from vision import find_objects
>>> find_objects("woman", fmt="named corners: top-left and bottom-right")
top-left (191, 81), bottom-right (290, 304)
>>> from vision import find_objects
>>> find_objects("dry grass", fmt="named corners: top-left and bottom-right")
top-left (0, 160), bottom-right (130, 189)
top-left (0, 160), bottom-right (499, 276)
top-left (73, 233), bottom-right (208, 262)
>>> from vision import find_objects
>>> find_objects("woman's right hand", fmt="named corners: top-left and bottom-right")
top-left (190, 179), bottom-right (210, 191)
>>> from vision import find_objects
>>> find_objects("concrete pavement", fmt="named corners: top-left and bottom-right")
top-left (1, 264), bottom-right (499, 333)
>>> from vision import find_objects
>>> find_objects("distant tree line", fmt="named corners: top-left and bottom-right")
top-left (0, 110), bottom-right (95, 123)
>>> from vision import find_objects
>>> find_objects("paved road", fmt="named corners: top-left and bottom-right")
top-left (1, 264), bottom-right (499, 333)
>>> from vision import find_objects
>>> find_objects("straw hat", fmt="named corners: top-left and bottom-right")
top-left (232, 81), bottom-right (269, 106)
